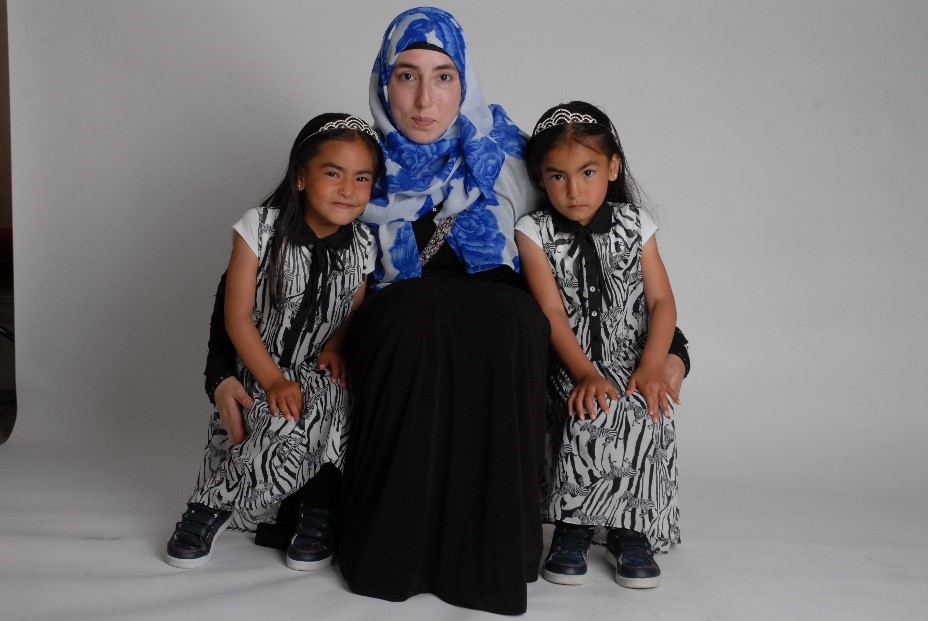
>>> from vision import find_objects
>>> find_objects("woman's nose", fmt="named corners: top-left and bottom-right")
top-left (415, 81), bottom-right (432, 107)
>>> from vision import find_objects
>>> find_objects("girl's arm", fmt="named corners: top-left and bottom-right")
top-left (516, 231), bottom-right (618, 420)
top-left (627, 236), bottom-right (679, 421)
top-left (225, 233), bottom-right (303, 421)
top-left (317, 279), bottom-right (368, 387)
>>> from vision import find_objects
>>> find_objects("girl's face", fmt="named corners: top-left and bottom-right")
top-left (297, 136), bottom-right (376, 237)
top-left (539, 141), bottom-right (620, 227)
top-left (387, 48), bottom-right (462, 144)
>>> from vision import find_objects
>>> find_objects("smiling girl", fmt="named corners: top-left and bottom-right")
top-left (165, 113), bottom-right (382, 572)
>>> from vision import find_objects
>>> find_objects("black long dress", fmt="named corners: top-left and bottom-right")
top-left (337, 211), bottom-right (551, 615)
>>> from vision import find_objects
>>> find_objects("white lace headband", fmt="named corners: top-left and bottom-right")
top-left (301, 116), bottom-right (379, 148)
top-left (532, 109), bottom-right (601, 136)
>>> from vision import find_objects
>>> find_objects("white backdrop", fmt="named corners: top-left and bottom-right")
top-left (7, 0), bottom-right (928, 533)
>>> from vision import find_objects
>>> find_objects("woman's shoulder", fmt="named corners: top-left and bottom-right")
top-left (495, 158), bottom-right (541, 203)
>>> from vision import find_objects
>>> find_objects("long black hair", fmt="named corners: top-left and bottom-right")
top-left (525, 100), bottom-right (645, 207)
top-left (262, 113), bottom-right (384, 309)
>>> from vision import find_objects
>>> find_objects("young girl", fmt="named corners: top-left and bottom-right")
top-left (515, 101), bottom-right (681, 589)
top-left (165, 113), bottom-right (382, 571)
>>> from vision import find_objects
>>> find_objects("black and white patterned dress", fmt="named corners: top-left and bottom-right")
top-left (516, 202), bottom-right (680, 552)
top-left (189, 206), bottom-right (375, 528)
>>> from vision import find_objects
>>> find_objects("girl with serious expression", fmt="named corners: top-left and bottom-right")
top-left (387, 48), bottom-right (462, 144)
top-left (539, 140), bottom-right (621, 227)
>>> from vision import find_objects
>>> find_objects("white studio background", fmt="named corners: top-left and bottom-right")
top-left (7, 0), bottom-right (927, 552)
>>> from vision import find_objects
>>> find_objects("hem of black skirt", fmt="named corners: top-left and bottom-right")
top-left (343, 574), bottom-right (528, 616)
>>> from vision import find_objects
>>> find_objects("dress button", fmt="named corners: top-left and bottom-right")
top-left (590, 286), bottom-right (596, 292)
top-left (591, 311), bottom-right (599, 317)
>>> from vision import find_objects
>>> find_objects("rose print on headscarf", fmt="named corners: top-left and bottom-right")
top-left (448, 204), bottom-right (507, 271)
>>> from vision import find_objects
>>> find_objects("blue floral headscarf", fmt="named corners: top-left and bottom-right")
top-left (361, 6), bottom-right (532, 287)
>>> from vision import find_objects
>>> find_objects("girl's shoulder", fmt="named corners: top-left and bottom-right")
top-left (607, 201), bottom-right (643, 226)
top-left (350, 220), bottom-right (374, 245)
top-left (606, 202), bottom-right (658, 243)
top-left (607, 201), bottom-right (640, 216)
top-left (233, 206), bottom-right (278, 256)
top-left (515, 208), bottom-right (550, 229)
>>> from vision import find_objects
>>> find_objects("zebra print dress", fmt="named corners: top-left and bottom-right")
top-left (189, 206), bottom-right (375, 529)
top-left (518, 202), bottom-right (680, 552)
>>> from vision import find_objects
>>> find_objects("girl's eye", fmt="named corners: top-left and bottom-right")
top-left (583, 169), bottom-right (596, 177)
top-left (550, 174), bottom-right (563, 182)
top-left (356, 176), bottom-right (371, 183)
top-left (325, 171), bottom-right (339, 178)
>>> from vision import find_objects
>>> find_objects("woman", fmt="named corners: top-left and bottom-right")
top-left (203, 7), bottom-right (689, 615)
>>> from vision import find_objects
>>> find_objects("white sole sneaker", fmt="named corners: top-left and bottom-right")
top-left (285, 554), bottom-right (333, 571)
top-left (541, 567), bottom-right (587, 585)
top-left (605, 549), bottom-right (661, 588)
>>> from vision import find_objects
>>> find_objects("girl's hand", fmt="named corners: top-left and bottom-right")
top-left (626, 362), bottom-right (680, 423)
top-left (266, 377), bottom-right (303, 422)
top-left (318, 349), bottom-right (349, 387)
top-left (568, 373), bottom-right (619, 421)
top-left (215, 376), bottom-right (253, 444)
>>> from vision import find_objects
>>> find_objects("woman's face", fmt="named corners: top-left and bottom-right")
top-left (387, 48), bottom-right (462, 144)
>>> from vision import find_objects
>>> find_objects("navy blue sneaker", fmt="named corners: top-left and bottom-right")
top-left (286, 506), bottom-right (335, 571)
top-left (605, 528), bottom-right (661, 588)
top-left (542, 522), bottom-right (595, 585)
top-left (165, 503), bottom-right (232, 569)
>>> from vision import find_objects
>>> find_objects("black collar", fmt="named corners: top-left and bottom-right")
top-left (291, 218), bottom-right (354, 250)
top-left (550, 202), bottom-right (613, 235)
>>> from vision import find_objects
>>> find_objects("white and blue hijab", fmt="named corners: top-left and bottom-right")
top-left (362, 6), bottom-right (530, 287)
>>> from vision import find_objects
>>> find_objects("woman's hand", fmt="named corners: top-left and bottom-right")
top-left (214, 376), bottom-right (253, 444)
top-left (266, 377), bottom-right (303, 422)
top-left (664, 353), bottom-right (686, 398)
top-left (318, 349), bottom-right (349, 387)
top-left (627, 361), bottom-right (680, 423)
top-left (568, 372), bottom-right (619, 421)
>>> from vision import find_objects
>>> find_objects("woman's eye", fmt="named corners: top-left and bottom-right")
top-left (583, 169), bottom-right (595, 177)
top-left (357, 176), bottom-right (371, 183)
top-left (438, 73), bottom-right (455, 82)
top-left (396, 72), bottom-right (414, 81)
top-left (550, 174), bottom-right (563, 182)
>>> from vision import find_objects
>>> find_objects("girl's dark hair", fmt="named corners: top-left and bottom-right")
top-left (263, 113), bottom-right (384, 309)
top-left (525, 100), bottom-right (644, 207)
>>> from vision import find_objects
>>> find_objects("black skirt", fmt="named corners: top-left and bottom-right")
top-left (339, 275), bottom-right (550, 615)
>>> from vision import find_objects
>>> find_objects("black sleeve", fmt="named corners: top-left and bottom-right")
top-left (203, 271), bottom-right (238, 403)
top-left (668, 327), bottom-right (691, 378)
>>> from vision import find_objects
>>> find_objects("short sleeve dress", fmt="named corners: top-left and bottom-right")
top-left (189, 206), bottom-right (376, 527)
top-left (516, 202), bottom-right (681, 552)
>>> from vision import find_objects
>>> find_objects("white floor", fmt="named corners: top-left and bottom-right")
top-left (2, 438), bottom-right (925, 621)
